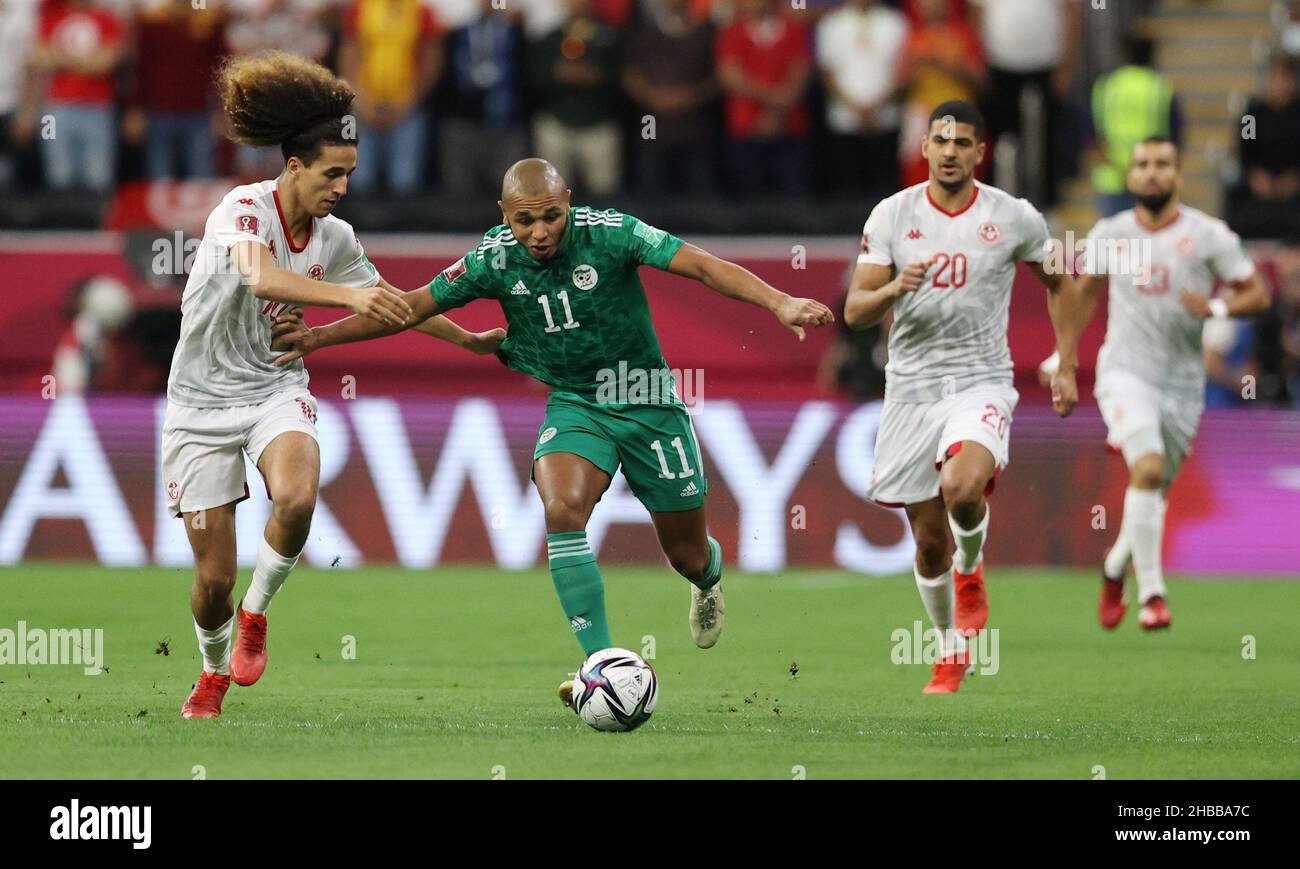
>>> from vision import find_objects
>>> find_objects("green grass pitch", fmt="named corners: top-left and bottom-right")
top-left (1, 563), bottom-right (1296, 779)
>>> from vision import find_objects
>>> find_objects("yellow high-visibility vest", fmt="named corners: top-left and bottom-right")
top-left (1091, 65), bottom-right (1173, 194)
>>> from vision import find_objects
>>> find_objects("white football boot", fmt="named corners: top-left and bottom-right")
top-left (689, 583), bottom-right (725, 649)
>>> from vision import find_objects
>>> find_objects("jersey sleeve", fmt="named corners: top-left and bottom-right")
top-left (1206, 220), bottom-right (1255, 285)
top-left (428, 247), bottom-right (497, 311)
top-left (857, 197), bottom-right (895, 268)
top-left (1013, 198), bottom-right (1052, 263)
top-left (327, 223), bottom-right (381, 289)
top-left (213, 191), bottom-right (274, 252)
top-left (621, 214), bottom-right (684, 270)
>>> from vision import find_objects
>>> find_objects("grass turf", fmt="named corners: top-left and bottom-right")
top-left (1, 564), bottom-right (1296, 779)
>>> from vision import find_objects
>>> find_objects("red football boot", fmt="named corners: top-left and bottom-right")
top-left (954, 563), bottom-right (988, 635)
top-left (181, 672), bottom-right (231, 719)
top-left (1139, 596), bottom-right (1171, 631)
top-left (1098, 573), bottom-right (1127, 630)
top-left (229, 603), bottom-right (268, 687)
top-left (923, 650), bottom-right (973, 694)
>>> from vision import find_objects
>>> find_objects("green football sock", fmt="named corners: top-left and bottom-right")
top-left (547, 531), bottom-right (612, 656)
top-left (692, 535), bottom-right (723, 591)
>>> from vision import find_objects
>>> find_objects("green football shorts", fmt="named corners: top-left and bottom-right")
top-left (531, 391), bottom-right (707, 512)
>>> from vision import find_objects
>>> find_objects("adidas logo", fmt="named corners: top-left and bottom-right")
top-left (510, 280), bottom-right (530, 295)
top-left (570, 616), bottom-right (592, 634)
top-left (680, 481), bottom-right (699, 497)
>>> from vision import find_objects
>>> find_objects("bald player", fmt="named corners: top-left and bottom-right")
top-left (272, 158), bottom-right (833, 717)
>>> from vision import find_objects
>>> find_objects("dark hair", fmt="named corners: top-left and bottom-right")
top-left (217, 51), bottom-right (357, 166)
top-left (928, 100), bottom-right (985, 141)
top-left (1135, 136), bottom-right (1180, 161)
top-left (1122, 33), bottom-right (1156, 67)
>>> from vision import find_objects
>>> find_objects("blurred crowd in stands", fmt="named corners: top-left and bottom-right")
top-left (3, 0), bottom-right (1300, 407)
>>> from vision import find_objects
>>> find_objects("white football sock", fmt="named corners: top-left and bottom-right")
top-left (915, 564), bottom-right (955, 630)
top-left (1103, 519), bottom-right (1131, 581)
top-left (195, 614), bottom-right (233, 675)
top-left (242, 537), bottom-right (300, 615)
top-left (1123, 487), bottom-right (1167, 604)
top-left (948, 504), bottom-right (989, 574)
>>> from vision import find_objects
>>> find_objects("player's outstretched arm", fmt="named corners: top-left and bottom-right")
top-left (1029, 263), bottom-right (1100, 418)
top-left (843, 260), bottom-right (931, 330)
top-left (270, 282), bottom-right (439, 365)
top-left (412, 314), bottom-right (507, 356)
top-left (665, 242), bottom-right (834, 341)
top-left (234, 241), bottom-right (413, 326)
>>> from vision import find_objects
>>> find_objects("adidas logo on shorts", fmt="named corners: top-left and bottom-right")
top-left (680, 481), bottom-right (699, 497)
top-left (510, 280), bottom-right (530, 295)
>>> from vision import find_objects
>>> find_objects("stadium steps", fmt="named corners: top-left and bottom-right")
top-left (1140, 0), bottom-right (1273, 213)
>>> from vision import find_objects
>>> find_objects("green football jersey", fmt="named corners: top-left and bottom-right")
top-left (428, 207), bottom-right (686, 402)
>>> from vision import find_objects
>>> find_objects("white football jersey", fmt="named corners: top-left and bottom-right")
top-left (859, 181), bottom-right (1052, 403)
top-left (1085, 206), bottom-right (1255, 397)
top-left (167, 180), bottom-right (381, 408)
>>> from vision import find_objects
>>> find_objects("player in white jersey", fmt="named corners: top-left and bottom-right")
top-left (171, 52), bottom-right (503, 718)
top-left (1041, 138), bottom-right (1270, 632)
top-left (845, 101), bottom-right (1092, 694)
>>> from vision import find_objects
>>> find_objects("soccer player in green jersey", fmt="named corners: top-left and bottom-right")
top-left (273, 159), bottom-right (832, 711)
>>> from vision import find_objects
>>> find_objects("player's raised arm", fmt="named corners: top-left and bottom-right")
top-left (1027, 262), bottom-right (1098, 418)
top-left (843, 260), bottom-right (932, 330)
top-left (664, 242), bottom-right (834, 341)
top-left (233, 240), bottom-right (413, 326)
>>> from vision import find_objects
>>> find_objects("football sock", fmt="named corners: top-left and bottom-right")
top-left (243, 536), bottom-right (300, 615)
top-left (915, 563), bottom-right (956, 631)
top-left (547, 532), bottom-right (613, 656)
top-left (688, 536), bottom-right (723, 591)
top-left (195, 614), bottom-right (233, 675)
top-left (1125, 487), bottom-right (1168, 604)
top-left (948, 503), bottom-right (989, 574)
top-left (1103, 520), bottom-right (1131, 581)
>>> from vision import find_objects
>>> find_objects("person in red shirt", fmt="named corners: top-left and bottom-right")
top-left (716, 0), bottom-right (812, 194)
top-left (30, 0), bottom-right (123, 192)
top-left (124, 0), bottom-right (226, 181)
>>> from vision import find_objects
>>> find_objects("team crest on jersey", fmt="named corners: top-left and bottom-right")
top-left (572, 264), bottom-right (598, 291)
top-left (443, 257), bottom-right (467, 284)
top-left (236, 214), bottom-right (259, 234)
top-left (307, 264), bottom-right (325, 281)
top-left (1178, 236), bottom-right (1195, 256)
top-left (978, 222), bottom-right (1001, 244)
top-left (538, 426), bottom-right (558, 445)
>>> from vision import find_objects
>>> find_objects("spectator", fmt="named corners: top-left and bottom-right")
top-left (338, 0), bottom-right (442, 195)
top-left (52, 275), bottom-right (134, 394)
top-left (971, 0), bottom-right (1079, 207)
top-left (1277, 0), bottom-right (1300, 59)
top-left (529, 0), bottom-right (624, 198)
top-left (1202, 312), bottom-right (1255, 408)
top-left (0, 0), bottom-right (37, 189)
top-left (225, 0), bottom-right (332, 179)
top-left (623, 0), bottom-right (719, 195)
top-left (898, 0), bottom-right (985, 188)
top-left (1239, 57), bottom-right (1300, 208)
top-left (1276, 239), bottom-right (1300, 405)
top-left (124, 0), bottom-right (226, 181)
top-left (437, 0), bottom-right (527, 196)
top-left (815, 0), bottom-right (909, 196)
top-left (716, 0), bottom-right (812, 195)
top-left (30, 0), bottom-right (124, 193)
top-left (1090, 34), bottom-right (1181, 217)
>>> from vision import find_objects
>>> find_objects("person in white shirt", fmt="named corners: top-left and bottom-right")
top-left (1041, 138), bottom-right (1271, 631)
top-left (815, 0), bottom-right (909, 194)
top-left (845, 100), bottom-right (1091, 694)
top-left (170, 51), bottom-right (503, 719)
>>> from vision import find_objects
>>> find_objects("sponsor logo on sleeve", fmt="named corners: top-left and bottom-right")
top-left (236, 214), bottom-right (259, 234)
top-left (633, 221), bottom-right (666, 247)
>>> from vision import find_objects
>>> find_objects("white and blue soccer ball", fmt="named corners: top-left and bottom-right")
top-left (574, 648), bottom-right (659, 732)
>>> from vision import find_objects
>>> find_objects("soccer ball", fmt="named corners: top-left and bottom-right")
top-left (574, 648), bottom-right (659, 732)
